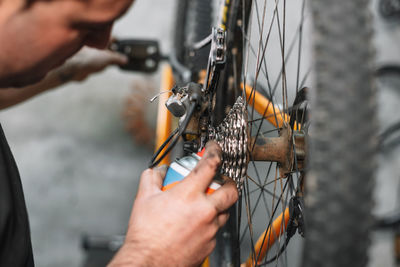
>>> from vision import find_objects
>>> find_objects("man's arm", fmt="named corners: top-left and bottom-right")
top-left (0, 48), bottom-right (127, 110)
top-left (108, 142), bottom-right (239, 267)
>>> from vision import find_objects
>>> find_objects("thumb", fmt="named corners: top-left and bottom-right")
top-left (182, 141), bottom-right (222, 192)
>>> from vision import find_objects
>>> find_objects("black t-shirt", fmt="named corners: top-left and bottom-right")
top-left (0, 124), bottom-right (34, 266)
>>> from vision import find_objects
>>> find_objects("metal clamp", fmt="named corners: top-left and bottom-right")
top-left (203, 27), bottom-right (227, 94)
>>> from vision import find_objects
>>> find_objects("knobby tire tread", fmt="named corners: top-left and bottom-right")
top-left (173, 0), bottom-right (212, 74)
top-left (303, 0), bottom-right (377, 266)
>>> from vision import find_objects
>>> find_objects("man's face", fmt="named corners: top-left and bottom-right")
top-left (0, 0), bottom-right (132, 87)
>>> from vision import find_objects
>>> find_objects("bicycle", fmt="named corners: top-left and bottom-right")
top-left (113, 0), bottom-right (377, 266)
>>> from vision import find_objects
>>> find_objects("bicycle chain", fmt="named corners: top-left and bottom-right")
top-left (209, 96), bottom-right (248, 190)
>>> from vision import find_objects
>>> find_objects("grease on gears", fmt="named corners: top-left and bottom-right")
top-left (209, 96), bottom-right (248, 190)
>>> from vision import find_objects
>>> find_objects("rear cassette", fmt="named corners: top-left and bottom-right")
top-left (209, 97), bottom-right (248, 190)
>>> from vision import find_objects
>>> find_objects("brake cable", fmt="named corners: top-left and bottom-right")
top-left (149, 102), bottom-right (197, 168)
top-left (149, 27), bottom-right (227, 168)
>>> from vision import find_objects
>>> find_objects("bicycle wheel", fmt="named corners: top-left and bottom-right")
top-left (169, 0), bottom-right (377, 266)
top-left (212, 0), bottom-right (377, 266)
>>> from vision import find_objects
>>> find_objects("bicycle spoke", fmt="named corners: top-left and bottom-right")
top-left (236, 0), bottom-right (311, 265)
top-left (295, 0), bottom-right (307, 94)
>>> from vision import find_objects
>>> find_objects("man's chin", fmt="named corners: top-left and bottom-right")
top-left (0, 73), bottom-right (47, 88)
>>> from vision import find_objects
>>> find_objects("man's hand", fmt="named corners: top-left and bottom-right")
top-left (0, 47), bottom-right (127, 110)
top-left (57, 47), bottom-right (128, 82)
top-left (109, 142), bottom-right (239, 267)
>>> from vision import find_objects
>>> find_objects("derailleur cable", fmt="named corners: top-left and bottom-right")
top-left (149, 27), bottom-right (227, 168)
top-left (149, 95), bottom-right (199, 168)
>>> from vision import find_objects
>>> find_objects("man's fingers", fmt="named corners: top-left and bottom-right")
top-left (137, 166), bottom-right (167, 197)
top-left (208, 178), bottom-right (238, 213)
top-left (183, 141), bottom-right (222, 191)
top-left (217, 212), bottom-right (230, 227)
top-left (151, 165), bottom-right (168, 188)
top-left (103, 50), bottom-right (128, 65)
top-left (88, 50), bottom-right (128, 69)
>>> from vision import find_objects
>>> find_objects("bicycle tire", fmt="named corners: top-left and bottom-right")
top-left (173, 0), bottom-right (213, 78)
top-left (303, 0), bottom-right (377, 266)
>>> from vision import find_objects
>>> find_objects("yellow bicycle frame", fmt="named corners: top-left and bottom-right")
top-left (155, 65), bottom-right (174, 165)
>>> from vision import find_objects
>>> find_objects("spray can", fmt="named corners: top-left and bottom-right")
top-left (162, 150), bottom-right (222, 194)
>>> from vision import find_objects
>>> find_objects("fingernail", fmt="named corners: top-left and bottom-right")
top-left (154, 165), bottom-right (168, 173)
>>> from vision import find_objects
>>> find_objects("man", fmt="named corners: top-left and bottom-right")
top-left (0, 1), bottom-right (238, 266)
